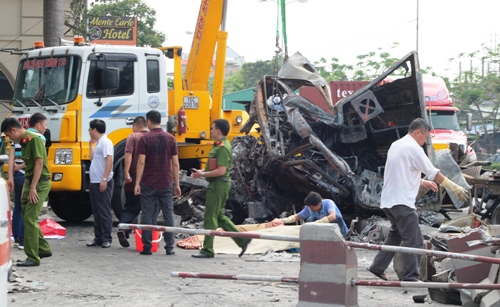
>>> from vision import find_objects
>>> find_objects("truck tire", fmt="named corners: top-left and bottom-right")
top-left (49, 192), bottom-right (92, 222)
top-left (490, 199), bottom-right (500, 225)
top-left (111, 140), bottom-right (126, 219)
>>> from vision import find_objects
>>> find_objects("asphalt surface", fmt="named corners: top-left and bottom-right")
top-left (6, 208), bottom-right (458, 307)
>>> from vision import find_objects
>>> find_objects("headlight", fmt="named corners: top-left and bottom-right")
top-left (235, 116), bottom-right (243, 124)
top-left (55, 149), bottom-right (72, 164)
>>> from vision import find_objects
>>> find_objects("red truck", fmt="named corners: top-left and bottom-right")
top-left (299, 76), bottom-right (476, 164)
top-left (423, 75), bottom-right (476, 164)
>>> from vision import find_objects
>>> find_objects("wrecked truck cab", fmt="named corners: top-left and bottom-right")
top-left (233, 51), bottom-right (463, 221)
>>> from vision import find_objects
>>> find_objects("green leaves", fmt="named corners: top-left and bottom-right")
top-left (450, 43), bottom-right (500, 153)
top-left (66, 0), bottom-right (165, 47)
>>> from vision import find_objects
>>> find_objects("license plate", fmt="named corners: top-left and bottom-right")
top-left (183, 96), bottom-right (199, 109)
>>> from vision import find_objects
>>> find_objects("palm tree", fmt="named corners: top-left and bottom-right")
top-left (44, 0), bottom-right (65, 47)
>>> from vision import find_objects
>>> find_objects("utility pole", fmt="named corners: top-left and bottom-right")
top-left (416, 0), bottom-right (419, 53)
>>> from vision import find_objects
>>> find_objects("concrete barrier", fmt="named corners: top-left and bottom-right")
top-left (298, 223), bottom-right (358, 307)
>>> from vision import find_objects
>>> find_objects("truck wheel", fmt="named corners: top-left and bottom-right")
top-left (111, 140), bottom-right (126, 219)
top-left (112, 182), bottom-right (125, 219)
top-left (490, 199), bottom-right (500, 225)
top-left (49, 192), bottom-right (92, 222)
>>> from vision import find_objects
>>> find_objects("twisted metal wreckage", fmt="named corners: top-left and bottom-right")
top-left (175, 51), bottom-right (470, 227)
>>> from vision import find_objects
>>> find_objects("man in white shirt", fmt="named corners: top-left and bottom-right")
top-left (86, 119), bottom-right (114, 248)
top-left (368, 118), bottom-right (469, 282)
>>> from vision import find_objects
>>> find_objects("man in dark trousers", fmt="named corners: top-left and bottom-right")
top-left (135, 110), bottom-right (181, 255)
top-left (117, 116), bottom-right (149, 247)
top-left (7, 113), bottom-right (47, 250)
top-left (190, 119), bottom-right (251, 258)
top-left (86, 119), bottom-right (114, 248)
top-left (368, 118), bottom-right (469, 282)
top-left (1, 117), bottom-right (52, 267)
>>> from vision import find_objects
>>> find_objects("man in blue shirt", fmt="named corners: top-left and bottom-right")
top-left (274, 191), bottom-right (349, 238)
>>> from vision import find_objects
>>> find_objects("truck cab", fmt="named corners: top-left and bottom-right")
top-left (4, 0), bottom-right (250, 222)
top-left (424, 75), bottom-right (476, 164)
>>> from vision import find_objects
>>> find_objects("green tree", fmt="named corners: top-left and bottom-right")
top-left (450, 44), bottom-right (500, 153)
top-left (311, 43), bottom-right (434, 82)
top-left (353, 49), bottom-right (400, 80)
top-left (65, 0), bottom-right (165, 47)
top-left (224, 60), bottom-right (275, 93)
top-left (314, 57), bottom-right (353, 81)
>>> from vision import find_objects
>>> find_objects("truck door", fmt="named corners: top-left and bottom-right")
top-left (137, 54), bottom-right (167, 127)
top-left (84, 53), bottom-right (140, 141)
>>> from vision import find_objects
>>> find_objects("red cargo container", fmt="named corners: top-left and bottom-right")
top-left (299, 81), bottom-right (368, 112)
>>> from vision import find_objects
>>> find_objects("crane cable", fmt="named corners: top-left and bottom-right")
top-left (280, 0), bottom-right (288, 61)
top-left (272, 0), bottom-right (289, 102)
top-left (273, 0), bottom-right (281, 79)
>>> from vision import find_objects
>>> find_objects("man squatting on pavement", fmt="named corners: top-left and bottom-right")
top-left (273, 191), bottom-right (349, 238)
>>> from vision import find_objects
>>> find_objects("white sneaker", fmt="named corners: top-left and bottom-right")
top-left (18, 245), bottom-right (24, 250)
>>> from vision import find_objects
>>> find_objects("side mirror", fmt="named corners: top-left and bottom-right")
top-left (94, 68), bottom-right (119, 90)
top-left (466, 112), bottom-right (473, 131)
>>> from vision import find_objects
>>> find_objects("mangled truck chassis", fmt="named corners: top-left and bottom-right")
top-left (226, 51), bottom-right (465, 224)
top-left (176, 51), bottom-right (469, 225)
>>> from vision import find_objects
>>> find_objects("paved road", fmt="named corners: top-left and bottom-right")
top-left (7, 209), bottom-right (453, 307)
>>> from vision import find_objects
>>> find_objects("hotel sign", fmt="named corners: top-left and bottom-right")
top-left (89, 16), bottom-right (137, 45)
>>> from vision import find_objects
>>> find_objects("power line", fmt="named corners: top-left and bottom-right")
top-left (0, 18), bottom-right (43, 49)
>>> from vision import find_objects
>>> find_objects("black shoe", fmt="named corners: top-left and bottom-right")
top-left (367, 268), bottom-right (388, 281)
top-left (86, 239), bottom-right (102, 247)
top-left (101, 241), bottom-right (111, 248)
top-left (39, 252), bottom-right (52, 259)
top-left (17, 259), bottom-right (40, 267)
top-left (140, 249), bottom-right (152, 255)
top-left (191, 253), bottom-right (214, 258)
top-left (239, 239), bottom-right (252, 257)
top-left (166, 250), bottom-right (175, 255)
top-left (117, 231), bottom-right (130, 248)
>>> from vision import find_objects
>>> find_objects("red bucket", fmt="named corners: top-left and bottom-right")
top-left (134, 230), bottom-right (161, 252)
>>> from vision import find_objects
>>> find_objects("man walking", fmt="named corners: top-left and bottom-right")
top-left (190, 119), bottom-right (251, 258)
top-left (368, 118), bottom-right (469, 282)
top-left (117, 116), bottom-right (149, 247)
top-left (86, 119), bottom-right (114, 248)
top-left (135, 110), bottom-right (181, 255)
top-left (1, 117), bottom-right (52, 267)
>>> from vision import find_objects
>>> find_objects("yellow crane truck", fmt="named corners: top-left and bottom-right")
top-left (5, 0), bottom-right (246, 221)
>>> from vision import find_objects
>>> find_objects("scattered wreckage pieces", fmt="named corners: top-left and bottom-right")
top-left (236, 50), bottom-right (470, 224)
top-left (177, 51), bottom-right (470, 246)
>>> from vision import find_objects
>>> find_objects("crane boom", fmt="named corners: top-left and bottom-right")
top-left (184, 0), bottom-right (227, 91)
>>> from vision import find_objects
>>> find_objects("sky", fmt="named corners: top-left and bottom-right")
top-left (142, 0), bottom-right (500, 79)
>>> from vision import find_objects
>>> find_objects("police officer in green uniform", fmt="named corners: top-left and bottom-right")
top-left (1, 117), bottom-right (52, 267)
top-left (191, 119), bottom-right (251, 258)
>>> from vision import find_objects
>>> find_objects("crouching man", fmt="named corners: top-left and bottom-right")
top-left (273, 191), bottom-right (348, 238)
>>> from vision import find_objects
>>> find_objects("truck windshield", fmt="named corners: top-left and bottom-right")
top-left (13, 56), bottom-right (81, 106)
top-left (428, 110), bottom-right (460, 130)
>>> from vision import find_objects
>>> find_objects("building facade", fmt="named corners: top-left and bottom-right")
top-left (0, 0), bottom-right (71, 121)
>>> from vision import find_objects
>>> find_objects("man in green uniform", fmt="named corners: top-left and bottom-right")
top-left (190, 119), bottom-right (251, 258)
top-left (1, 117), bottom-right (52, 267)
